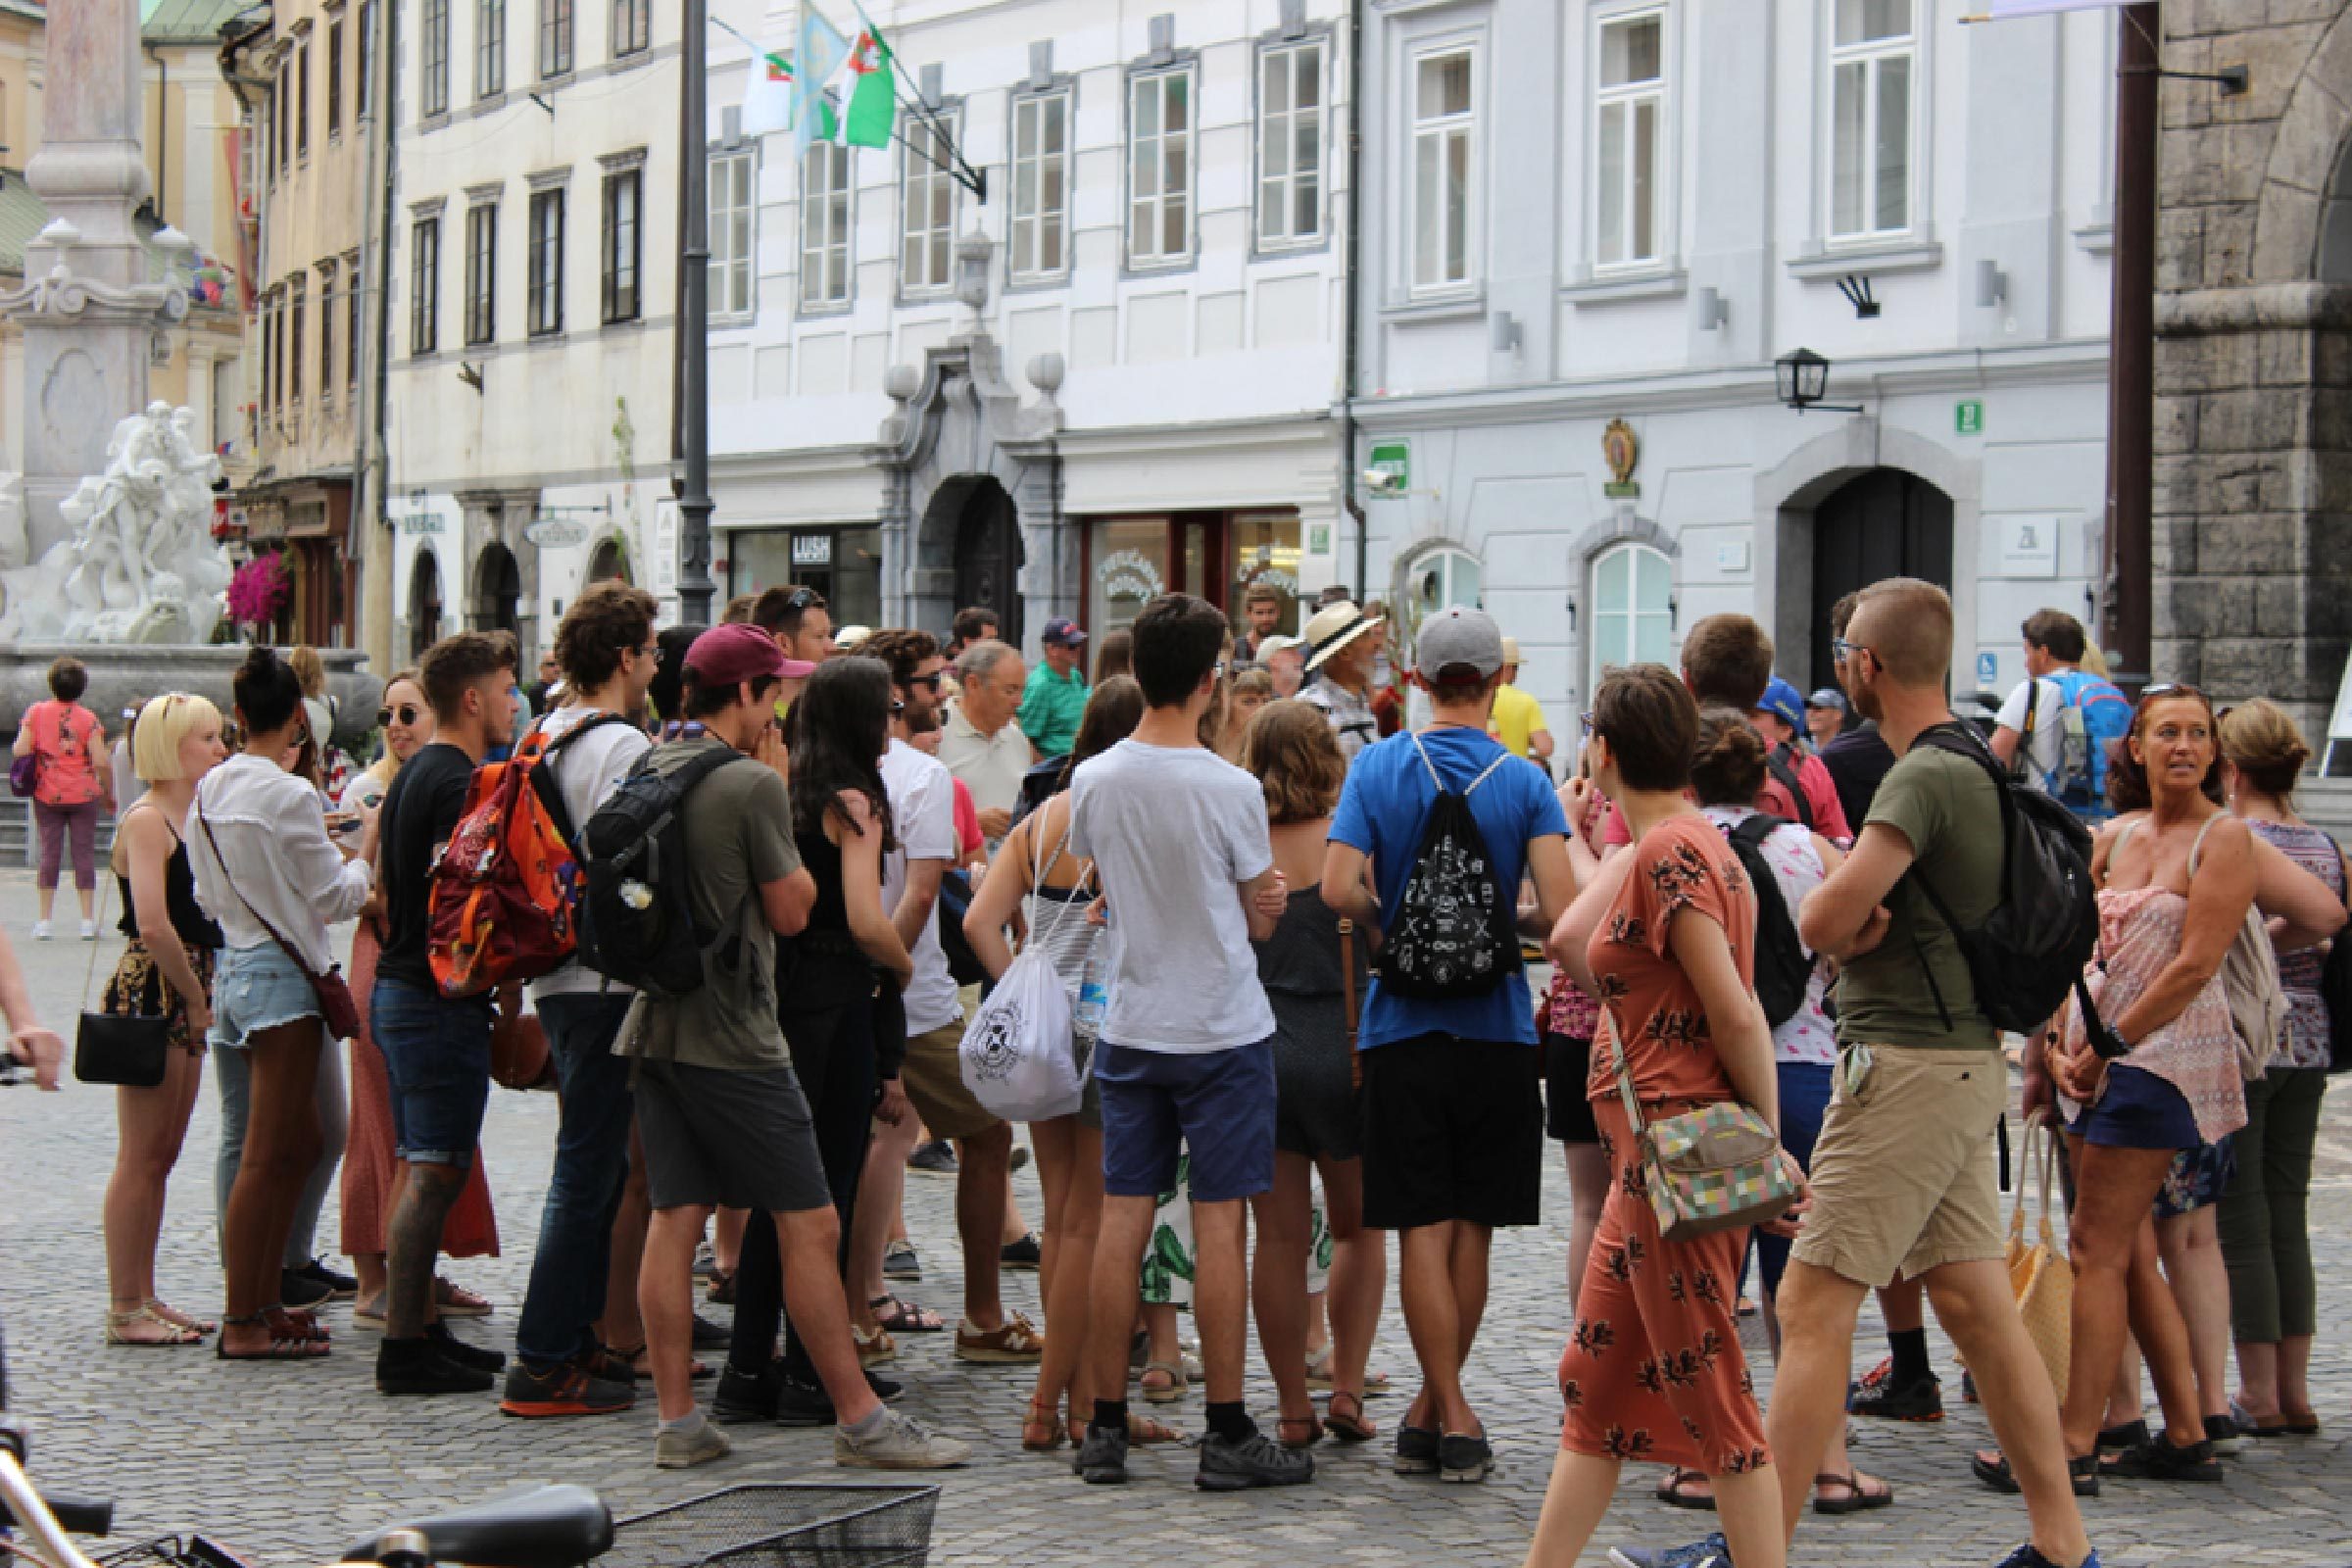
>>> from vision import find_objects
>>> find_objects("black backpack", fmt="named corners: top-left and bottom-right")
top-left (1903, 722), bottom-right (2098, 1036)
top-left (575, 743), bottom-right (749, 1000)
top-left (1765, 742), bottom-right (1816, 831)
top-left (1377, 734), bottom-right (1523, 1001)
top-left (1724, 814), bottom-right (1815, 1029)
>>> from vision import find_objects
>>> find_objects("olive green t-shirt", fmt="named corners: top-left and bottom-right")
top-left (1834, 739), bottom-right (2003, 1051)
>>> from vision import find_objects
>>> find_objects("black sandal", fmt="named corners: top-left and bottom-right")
top-left (1655, 1467), bottom-right (1717, 1510)
top-left (1811, 1470), bottom-right (1894, 1515)
top-left (2100, 1436), bottom-right (2224, 1484)
top-left (1973, 1449), bottom-right (2099, 1497)
top-left (1324, 1391), bottom-right (1376, 1444)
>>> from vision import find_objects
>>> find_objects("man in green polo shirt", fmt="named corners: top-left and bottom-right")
top-left (1016, 617), bottom-right (1091, 760)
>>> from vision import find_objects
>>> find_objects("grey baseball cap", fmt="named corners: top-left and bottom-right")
top-left (1415, 606), bottom-right (1505, 680)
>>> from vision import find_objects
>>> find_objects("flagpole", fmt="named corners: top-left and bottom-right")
top-left (675, 0), bottom-right (715, 624)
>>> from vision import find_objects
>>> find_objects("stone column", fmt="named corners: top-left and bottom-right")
top-left (10, 0), bottom-right (188, 557)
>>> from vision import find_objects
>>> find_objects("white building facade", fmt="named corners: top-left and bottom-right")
top-left (709, 0), bottom-right (1354, 650)
top-left (1351, 0), bottom-right (2120, 722)
top-left (386, 0), bottom-right (682, 663)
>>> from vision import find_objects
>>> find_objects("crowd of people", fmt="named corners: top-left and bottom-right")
top-left (0, 571), bottom-right (2342, 1567)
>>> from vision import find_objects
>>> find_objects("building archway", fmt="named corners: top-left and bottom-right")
top-left (936, 476), bottom-right (1025, 647)
top-left (408, 548), bottom-right (443, 660)
top-left (1808, 469), bottom-right (1954, 692)
top-left (471, 543), bottom-right (521, 637)
top-left (586, 536), bottom-right (631, 585)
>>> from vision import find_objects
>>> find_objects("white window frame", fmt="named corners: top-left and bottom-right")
top-left (1125, 65), bottom-right (1196, 270)
top-left (420, 0), bottom-right (448, 116)
top-left (1007, 88), bottom-right (1071, 284)
top-left (710, 149), bottom-right (757, 318)
top-left (798, 141), bottom-right (851, 311)
top-left (1407, 41), bottom-right (1478, 295)
top-left (900, 110), bottom-right (958, 297)
top-left (1591, 5), bottom-right (1670, 273)
top-left (476, 0), bottom-right (506, 100)
top-left (1825, 0), bottom-right (1919, 243)
top-left (1255, 37), bottom-right (1325, 251)
top-left (526, 186), bottom-right (564, 336)
top-left (1587, 541), bottom-right (1676, 695)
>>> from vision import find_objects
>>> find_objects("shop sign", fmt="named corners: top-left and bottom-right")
top-left (1096, 548), bottom-right (1164, 605)
top-left (792, 533), bottom-right (833, 568)
top-left (1997, 516), bottom-right (2060, 578)
top-left (1235, 564), bottom-right (1299, 597)
top-left (396, 510), bottom-right (443, 535)
top-left (526, 516), bottom-right (591, 548)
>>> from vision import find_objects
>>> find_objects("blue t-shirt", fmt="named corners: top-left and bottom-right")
top-left (1329, 727), bottom-right (1567, 1051)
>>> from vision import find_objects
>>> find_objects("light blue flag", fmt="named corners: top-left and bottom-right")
top-left (795, 8), bottom-right (853, 154)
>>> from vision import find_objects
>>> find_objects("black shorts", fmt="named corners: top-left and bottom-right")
top-left (633, 1058), bottom-right (833, 1215)
top-left (1360, 1033), bottom-right (1543, 1232)
top-left (1544, 1032), bottom-right (1599, 1145)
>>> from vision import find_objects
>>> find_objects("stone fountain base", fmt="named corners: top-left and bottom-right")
top-left (0, 644), bottom-right (379, 751)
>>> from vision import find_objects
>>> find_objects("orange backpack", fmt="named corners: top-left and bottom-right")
top-left (426, 713), bottom-right (633, 998)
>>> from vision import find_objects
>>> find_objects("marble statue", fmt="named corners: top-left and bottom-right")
top-left (0, 402), bottom-right (229, 645)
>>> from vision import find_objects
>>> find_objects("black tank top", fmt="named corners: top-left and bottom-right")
top-left (794, 825), bottom-right (852, 936)
top-left (118, 813), bottom-right (225, 950)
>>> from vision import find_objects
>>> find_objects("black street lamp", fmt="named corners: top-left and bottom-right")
top-left (1774, 346), bottom-right (1863, 415)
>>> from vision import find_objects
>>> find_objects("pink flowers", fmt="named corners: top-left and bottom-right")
top-left (225, 551), bottom-right (288, 630)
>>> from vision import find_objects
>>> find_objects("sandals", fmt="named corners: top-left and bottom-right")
top-left (1305, 1350), bottom-right (1391, 1396)
top-left (434, 1276), bottom-right (493, 1317)
top-left (1811, 1470), bottom-right (1894, 1515)
top-left (1127, 1412), bottom-right (1182, 1446)
top-left (1324, 1390), bottom-right (1377, 1444)
top-left (1974, 1449), bottom-right (2099, 1497)
top-left (1656, 1467), bottom-right (1716, 1510)
top-left (1278, 1414), bottom-right (1325, 1449)
top-left (2231, 1398), bottom-right (2321, 1438)
top-left (144, 1298), bottom-right (217, 1336)
top-left (1138, 1358), bottom-right (1188, 1403)
top-left (853, 1323), bottom-right (899, 1367)
top-left (105, 1302), bottom-right (205, 1347)
top-left (2100, 1435), bottom-right (2225, 1484)
top-left (265, 1304), bottom-right (328, 1343)
top-left (869, 1294), bottom-right (946, 1333)
top-left (214, 1310), bottom-right (328, 1360)
top-left (1024, 1397), bottom-right (1070, 1452)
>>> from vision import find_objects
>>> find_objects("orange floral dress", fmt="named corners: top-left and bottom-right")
top-left (1558, 814), bottom-right (1770, 1475)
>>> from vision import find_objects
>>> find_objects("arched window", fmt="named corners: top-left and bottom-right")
top-left (1588, 540), bottom-right (1673, 692)
top-left (408, 548), bottom-right (442, 661)
top-left (1398, 544), bottom-right (1483, 660)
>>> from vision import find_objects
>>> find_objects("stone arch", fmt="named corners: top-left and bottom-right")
top-left (585, 536), bottom-right (630, 585)
top-left (406, 547), bottom-right (443, 661)
top-left (471, 542), bottom-right (521, 636)
top-left (2251, 7), bottom-right (2352, 285)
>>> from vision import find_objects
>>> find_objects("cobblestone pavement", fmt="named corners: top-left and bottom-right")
top-left (3, 869), bottom-right (2350, 1568)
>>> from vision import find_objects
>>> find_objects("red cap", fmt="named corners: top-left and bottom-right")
top-left (682, 623), bottom-right (788, 689)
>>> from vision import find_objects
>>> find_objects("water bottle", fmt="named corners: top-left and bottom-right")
top-left (1072, 935), bottom-right (1114, 1054)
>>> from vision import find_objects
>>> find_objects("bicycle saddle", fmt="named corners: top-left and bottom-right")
top-left (346, 1485), bottom-right (613, 1568)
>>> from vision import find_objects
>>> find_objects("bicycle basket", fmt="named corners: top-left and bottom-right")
top-left (100, 1536), bottom-right (257, 1568)
top-left (602, 1486), bottom-right (938, 1568)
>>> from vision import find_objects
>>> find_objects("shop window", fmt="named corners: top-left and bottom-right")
top-left (1588, 540), bottom-right (1674, 694)
top-left (1230, 512), bottom-right (1302, 640)
top-left (1088, 517), bottom-right (1171, 636)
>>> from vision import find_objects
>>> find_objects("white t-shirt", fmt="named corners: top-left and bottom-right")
top-left (880, 737), bottom-right (962, 1034)
top-left (1068, 739), bottom-right (1277, 1054)
top-left (1996, 676), bottom-right (2067, 795)
top-left (529, 707), bottom-right (652, 1002)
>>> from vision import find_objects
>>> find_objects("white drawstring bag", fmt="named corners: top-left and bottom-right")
top-left (957, 829), bottom-right (1091, 1122)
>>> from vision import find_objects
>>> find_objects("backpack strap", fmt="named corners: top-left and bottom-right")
top-left (1898, 723), bottom-right (2017, 1035)
top-left (1765, 744), bottom-right (1815, 830)
top-left (1729, 812), bottom-right (1791, 856)
top-left (529, 710), bottom-right (637, 848)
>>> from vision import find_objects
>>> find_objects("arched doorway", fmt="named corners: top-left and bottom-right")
top-left (1808, 468), bottom-right (1953, 690)
top-left (471, 543), bottom-right (521, 637)
top-left (408, 548), bottom-right (443, 660)
top-left (950, 477), bottom-right (1024, 647)
top-left (586, 537), bottom-right (630, 584)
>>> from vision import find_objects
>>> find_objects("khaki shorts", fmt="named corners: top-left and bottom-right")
top-left (898, 1003), bottom-right (1002, 1144)
top-left (1788, 1044), bottom-right (2007, 1289)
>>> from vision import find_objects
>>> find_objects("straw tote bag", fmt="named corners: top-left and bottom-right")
top-left (2004, 1109), bottom-right (2074, 1398)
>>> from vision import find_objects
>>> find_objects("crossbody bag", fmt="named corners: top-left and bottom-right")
top-left (195, 797), bottom-right (363, 1042)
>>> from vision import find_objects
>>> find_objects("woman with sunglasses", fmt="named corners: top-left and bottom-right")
top-left (336, 673), bottom-right (501, 1328)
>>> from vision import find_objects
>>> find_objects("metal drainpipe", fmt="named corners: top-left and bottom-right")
top-left (368, 0), bottom-right (403, 666)
top-left (146, 45), bottom-right (169, 225)
top-left (1343, 0), bottom-right (1367, 602)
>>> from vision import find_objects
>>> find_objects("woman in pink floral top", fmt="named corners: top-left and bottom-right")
top-left (1541, 779), bottom-right (1610, 1321)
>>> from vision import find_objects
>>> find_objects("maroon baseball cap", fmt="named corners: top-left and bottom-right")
top-left (682, 623), bottom-right (788, 688)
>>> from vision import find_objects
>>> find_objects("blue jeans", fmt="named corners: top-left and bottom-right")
top-left (514, 991), bottom-right (639, 1370)
top-left (369, 977), bottom-right (493, 1167)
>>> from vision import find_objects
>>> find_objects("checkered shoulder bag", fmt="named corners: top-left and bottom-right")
top-left (1607, 1025), bottom-right (1797, 1244)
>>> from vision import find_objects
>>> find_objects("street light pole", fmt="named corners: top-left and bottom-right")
top-left (674, 0), bottom-right (715, 624)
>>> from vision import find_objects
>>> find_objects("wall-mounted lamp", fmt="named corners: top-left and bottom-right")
top-left (1694, 286), bottom-right (1729, 332)
top-left (1974, 259), bottom-right (2008, 310)
top-left (1774, 347), bottom-right (1865, 416)
top-left (1490, 311), bottom-right (1522, 354)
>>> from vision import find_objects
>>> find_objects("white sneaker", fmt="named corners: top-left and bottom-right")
top-left (654, 1419), bottom-right (731, 1468)
top-left (834, 1410), bottom-right (971, 1469)
top-left (78, 919), bottom-right (97, 942)
top-left (29, 921), bottom-right (49, 942)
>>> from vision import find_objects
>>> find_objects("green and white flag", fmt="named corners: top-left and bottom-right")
top-left (842, 26), bottom-right (895, 149)
top-left (743, 46), bottom-right (794, 136)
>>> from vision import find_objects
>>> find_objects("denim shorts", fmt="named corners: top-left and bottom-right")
top-left (2076, 1063), bottom-right (2202, 1152)
top-left (1098, 1040), bottom-right (1275, 1204)
top-left (209, 942), bottom-right (324, 1052)
top-left (370, 975), bottom-right (495, 1168)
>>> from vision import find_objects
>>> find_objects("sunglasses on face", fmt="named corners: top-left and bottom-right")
top-left (907, 671), bottom-right (945, 691)
top-left (377, 704), bottom-right (422, 727)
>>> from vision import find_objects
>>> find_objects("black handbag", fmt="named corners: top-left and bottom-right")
top-left (935, 868), bottom-right (990, 988)
top-left (73, 877), bottom-right (171, 1088)
top-left (2323, 841), bottom-right (2352, 1074)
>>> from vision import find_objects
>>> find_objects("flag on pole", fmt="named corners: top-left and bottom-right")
top-left (843, 26), bottom-right (896, 149)
top-left (1963, 0), bottom-right (2135, 20)
top-left (795, 8), bottom-right (853, 152)
top-left (743, 47), bottom-right (795, 136)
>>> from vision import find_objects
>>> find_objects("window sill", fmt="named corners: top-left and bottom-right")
top-left (1005, 271), bottom-right (1074, 294)
top-left (527, 328), bottom-right (566, 345)
top-left (1560, 268), bottom-right (1688, 306)
top-left (1126, 255), bottom-right (1198, 274)
top-left (476, 90), bottom-right (508, 113)
top-left (601, 313), bottom-right (645, 332)
top-left (1788, 239), bottom-right (1943, 280)
top-left (419, 112), bottom-right (451, 131)
top-left (539, 71), bottom-right (575, 90)
top-left (1381, 290), bottom-right (1485, 323)
top-left (2074, 221), bottom-right (2113, 257)
top-left (796, 301), bottom-right (854, 320)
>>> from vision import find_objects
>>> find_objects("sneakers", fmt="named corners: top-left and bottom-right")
top-left (773, 1368), bottom-right (906, 1427)
top-left (655, 1418), bottom-right (732, 1469)
top-left (290, 1257), bottom-right (359, 1299)
top-left (1394, 1423), bottom-right (1440, 1476)
top-left (78, 919), bottom-right (97, 942)
top-left (1196, 1429), bottom-right (1314, 1491)
top-left (426, 1321), bottom-right (506, 1374)
top-left (690, 1312), bottom-right (729, 1349)
top-left (29, 921), bottom-right (50, 942)
top-left (955, 1313), bottom-right (1044, 1363)
top-left (1074, 1420), bottom-right (1130, 1484)
top-left (278, 1269), bottom-right (336, 1311)
top-left (1439, 1431), bottom-right (1494, 1484)
top-left (1994, 1547), bottom-right (2102, 1568)
top-left (710, 1362), bottom-right (781, 1424)
top-left (2204, 1412), bottom-right (2244, 1456)
top-left (500, 1358), bottom-right (635, 1418)
top-left (906, 1141), bottom-right (958, 1177)
top-left (834, 1410), bottom-right (971, 1469)
top-left (376, 1341), bottom-right (495, 1396)
top-left (1609, 1534), bottom-right (1731, 1568)
top-left (1000, 1233), bottom-right (1043, 1271)
top-left (883, 1239), bottom-right (922, 1280)
top-left (1848, 1369), bottom-right (1944, 1422)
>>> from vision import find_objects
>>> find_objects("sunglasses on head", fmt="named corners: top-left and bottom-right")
top-left (377, 704), bottom-right (422, 728)
top-left (781, 586), bottom-right (822, 612)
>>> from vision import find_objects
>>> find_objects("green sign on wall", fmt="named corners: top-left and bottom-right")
top-left (1368, 441), bottom-right (1410, 491)
top-left (1955, 399), bottom-right (1984, 436)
